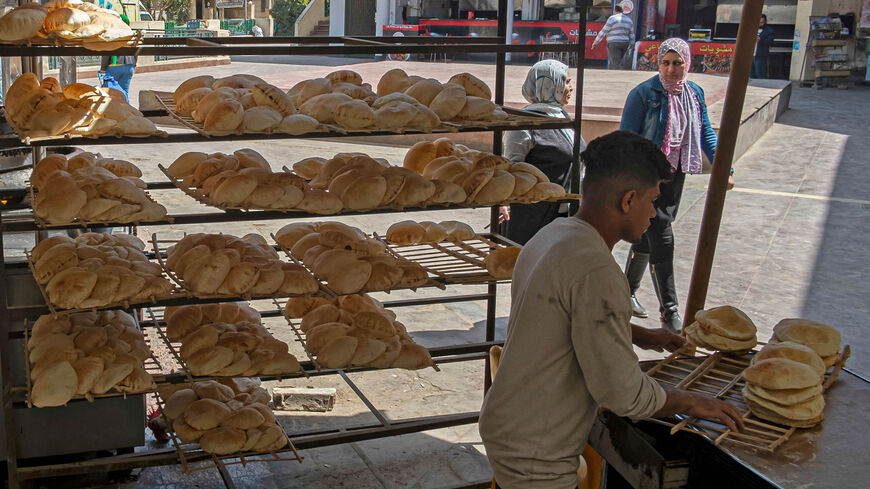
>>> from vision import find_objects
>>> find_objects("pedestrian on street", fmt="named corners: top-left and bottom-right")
top-left (592, 3), bottom-right (635, 70)
top-left (752, 14), bottom-right (776, 79)
top-left (99, 14), bottom-right (136, 98)
top-left (479, 131), bottom-right (743, 489)
top-left (619, 37), bottom-right (734, 333)
top-left (251, 24), bottom-right (264, 37)
top-left (499, 59), bottom-right (585, 245)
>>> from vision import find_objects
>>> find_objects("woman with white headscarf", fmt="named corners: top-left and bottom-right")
top-left (620, 38), bottom-right (734, 333)
top-left (501, 59), bottom-right (585, 245)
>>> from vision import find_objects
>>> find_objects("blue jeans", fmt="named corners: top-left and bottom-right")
top-left (106, 64), bottom-right (135, 100)
top-left (751, 57), bottom-right (768, 79)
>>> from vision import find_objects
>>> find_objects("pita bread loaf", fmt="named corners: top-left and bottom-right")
top-left (386, 220), bottom-right (426, 245)
top-left (429, 83), bottom-right (466, 120)
top-left (694, 306), bottom-right (757, 341)
top-left (334, 99), bottom-right (376, 129)
top-left (377, 68), bottom-right (411, 96)
top-left (404, 78), bottom-right (443, 106)
top-left (485, 246), bottom-right (520, 280)
top-left (743, 387), bottom-right (825, 424)
top-left (753, 341), bottom-right (826, 377)
top-left (0, 6), bottom-right (46, 42)
top-left (771, 319), bottom-right (841, 358)
top-left (326, 70), bottom-right (363, 86)
top-left (684, 321), bottom-right (757, 352)
top-left (743, 358), bottom-right (821, 390)
top-left (448, 73), bottom-right (492, 100)
top-left (745, 382), bottom-right (822, 406)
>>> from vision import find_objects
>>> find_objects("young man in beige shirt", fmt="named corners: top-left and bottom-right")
top-left (479, 131), bottom-right (743, 489)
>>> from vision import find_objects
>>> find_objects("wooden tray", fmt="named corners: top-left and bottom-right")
top-left (153, 388), bottom-right (303, 475)
top-left (24, 249), bottom-right (185, 317)
top-left (644, 344), bottom-right (851, 452)
top-left (373, 232), bottom-right (511, 285)
top-left (23, 313), bottom-right (166, 407)
top-left (271, 233), bottom-right (444, 296)
top-left (150, 233), bottom-right (332, 302)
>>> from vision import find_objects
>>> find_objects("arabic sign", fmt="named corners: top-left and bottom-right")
top-left (216, 0), bottom-right (245, 8)
top-left (634, 40), bottom-right (736, 74)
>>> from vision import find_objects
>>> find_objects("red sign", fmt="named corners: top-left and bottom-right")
top-left (417, 20), bottom-right (608, 60)
top-left (634, 40), bottom-right (736, 73)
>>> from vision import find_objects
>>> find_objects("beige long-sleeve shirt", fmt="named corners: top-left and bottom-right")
top-left (479, 217), bottom-right (666, 489)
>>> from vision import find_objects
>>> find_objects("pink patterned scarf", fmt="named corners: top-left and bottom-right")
top-left (659, 38), bottom-right (703, 174)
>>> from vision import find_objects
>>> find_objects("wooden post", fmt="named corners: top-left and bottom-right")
top-left (683, 0), bottom-right (765, 325)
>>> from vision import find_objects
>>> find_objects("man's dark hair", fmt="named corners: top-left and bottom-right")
top-left (614, 5), bottom-right (623, 13)
top-left (761, 14), bottom-right (767, 21)
top-left (580, 130), bottom-right (671, 195)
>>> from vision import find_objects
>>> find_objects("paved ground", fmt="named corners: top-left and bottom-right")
top-left (5, 59), bottom-right (868, 488)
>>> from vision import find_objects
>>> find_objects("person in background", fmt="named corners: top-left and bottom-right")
top-left (752, 14), bottom-right (776, 79)
top-left (99, 14), bottom-right (136, 98)
top-left (619, 38), bottom-right (733, 333)
top-left (479, 131), bottom-right (743, 489)
top-left (251, 24), bottom-right (264, 37)
top-left (592, 4), bottom-right (635, 70)
top-left (499, 60), bottom-right (585, 245)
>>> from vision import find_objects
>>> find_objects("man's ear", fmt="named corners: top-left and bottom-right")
top-left (620, 189), bottom-right (636, 214)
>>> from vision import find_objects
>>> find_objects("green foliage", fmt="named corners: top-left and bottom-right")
top-left (141, 0), bottom-right (189, 23)
top-left (271, 0), bottom-right (310, 36)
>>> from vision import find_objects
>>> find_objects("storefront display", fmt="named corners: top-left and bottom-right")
top-left (633, 40), bottom-right (736, 73)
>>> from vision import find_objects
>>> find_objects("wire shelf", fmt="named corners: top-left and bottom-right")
top-left (270, 233), bottom-right (444, 296)
top-left (149, 233), bottom-right (333, 302)
top-left (276, 297), bottom-right (439, 373)
top-left (644, 344), bottom-right (851, 452)
top-left (373, 232), bottom-right (511, 285)
top-left (143, 306), bottom-right (304, 382)
top-left (23, 312), bottom-right (165, 407)
top-left (152, 390), bottom-right (303, 475)
top-left (24, 249), bottom-right (186, 317)
top-left (0, 30), bottom-right (144, 49)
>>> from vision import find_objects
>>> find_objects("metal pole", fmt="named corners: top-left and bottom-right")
top-left (485, 0), bottom-right (510, 393)
top-left (569, 0), bottom-right (588, 212)
top-left (683, 0), bottom-right (765, 325)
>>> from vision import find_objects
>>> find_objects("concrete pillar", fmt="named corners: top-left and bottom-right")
top-left (521, 0), bottom-right (542, 20)
top-left (189, 0), bottom-right (196, 20)
top-left (376, 0), bottom-right (390, 35)
top-left (329, 0), bottom-right (346, 37)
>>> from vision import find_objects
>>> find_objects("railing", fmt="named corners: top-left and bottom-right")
top-left (295, 0), bottom-right (329, 37)
top-left (153, 29), bottom-right (217, 61)
top-left (220, 19), bottom-right (256, 34)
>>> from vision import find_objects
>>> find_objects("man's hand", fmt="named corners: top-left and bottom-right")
top-left (655, 389), bottom-right (745, 432)
top-left (498, 205), bottom-right (510, 224)
top-left (683, 392), bottom-right (745, 432)
top-left (727, 174), bottom-right (735, 190)
top-left (631, 325), bottom-right (685, 352)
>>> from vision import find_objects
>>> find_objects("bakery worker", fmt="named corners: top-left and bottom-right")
top-left (479, 131), bottom-right (743, 489)
top-left (500, 60), bottom-right (584, 245)
top-left (99, 14), bottom-right (137, 100)
top-left (752, 14), bottom-right (776, 79)
top-left (619, 37), bottom-right (733, 333)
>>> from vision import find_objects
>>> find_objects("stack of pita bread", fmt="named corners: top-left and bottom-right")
top-left (165, 149), bottom-right (316, 211)
top-left (29, 310), bottom-right (155, 407)
top-left (741, 319), bottom-right (841, 428)
top-left (385, 220), bottom-right (476, 245)
top-left (31, 233), bottom-right (173, 310)
top-left (172, 74), bottom-right (321, 136)
top-left (0, 0), bottom-right (135, 45)
top-left (684, 306), bottom-right (758, 353)
top-left (274, 221), bottom-right (429, 294)
top-left (3, 73), bottom-right (160, 138)
top-left (163, 303), bottom-right (301, 377)
top-left (286, 294), bottom-right (435, 370)
top-left (162, 379), bottom-right (288, 454)
top-left (32, 151), bottom-right (167, 225)
top-left (164, 232), bottom-right (319, 298)
top-left (768, 319), bottom-right (842, 369)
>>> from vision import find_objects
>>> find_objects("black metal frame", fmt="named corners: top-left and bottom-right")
top-left (0, 0), bottom-right (588, 486)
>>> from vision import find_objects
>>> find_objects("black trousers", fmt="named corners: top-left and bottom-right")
top-left (631, 169), bottom-right (686, 264)
top-left (504, 201), bottom-right (564, 245)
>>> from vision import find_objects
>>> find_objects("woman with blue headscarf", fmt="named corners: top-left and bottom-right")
top-left (501, 59), bottom-right (585, 245)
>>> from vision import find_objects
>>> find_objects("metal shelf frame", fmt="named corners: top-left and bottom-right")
top-left (0, 0), bottom-right (589, 487)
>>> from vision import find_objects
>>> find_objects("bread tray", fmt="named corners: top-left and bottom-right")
top-left (1, 30), bottom-right (143, 50)
top-left (271, 233), bottom-right (445, 296)
top-left (144, 305), bottom-right (305, 382)
top-left (24, 249), bottom-right (186, 317)
top-left (150, 233), bottom-right (333, 302)
top-left (277, 298), bottom-right (439, 373)
top-left (153, 389), bottom-right (303, 475)
top-left (1, 104), bottom-right (168, 146)
top-left (23, 312), bottom-right (166, 408)
top-left (373, 232), bottom-right (513, 285)
top-left (643, 343), bottom-right (851, 453)
top-left (28, 182), bottom-right (173, 229)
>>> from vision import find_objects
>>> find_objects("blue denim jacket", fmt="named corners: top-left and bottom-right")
top-left (619, 75), bottom-right (717, 167)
